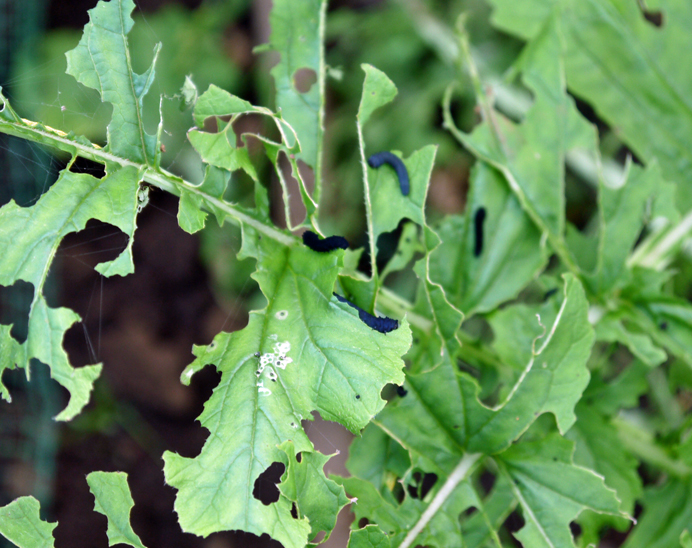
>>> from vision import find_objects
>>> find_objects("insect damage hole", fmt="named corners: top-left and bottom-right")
top-left (253, 462), bottom-right (286, 505)
top-left (293, 68), bottom-right (317, 93)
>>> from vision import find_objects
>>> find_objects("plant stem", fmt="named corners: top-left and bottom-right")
top-left (0, 114), bottom-right (295, 246)
top-left (397, 452), bottom-right (482, 548)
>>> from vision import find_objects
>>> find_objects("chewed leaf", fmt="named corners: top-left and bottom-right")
top-left (87, 472), bottom-right (146, 548)
top-left (278, 441), bottom-right (350, 542)
top-left (430, 162), bottom-right (546, 316)
top-left (0, 496), bottom-right (56, 548)
top-left (190, 84), bottom-right (316, 228)
top-left (163, 237), bottom-right (409, 543)
top-left (0, 165), bottom-right (142, 420)
top-left (375, 274), bottom-right (592, 475)
top-left (498, 434), bottom-right (626, 548)
top-left (358, 64), bottom-right (397, 126)
top-left (66, 0), bottom-right (160, 165)
top-left (348, 525), bottom-right (391, 548)
top-left (261, 0), bottom-right (327, 176)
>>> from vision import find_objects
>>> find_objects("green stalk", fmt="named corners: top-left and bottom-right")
top-left (0, 109), bottom-right (295, 247)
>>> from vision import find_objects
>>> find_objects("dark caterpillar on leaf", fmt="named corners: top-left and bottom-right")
top-left (333, 292), bottom-right (399, 334)
top-left (367, 151), bottom-right (410, 196)
top-left (302, 230), bottom-right (349, 252)
top-left (473, 207), bottom-right (486, 257)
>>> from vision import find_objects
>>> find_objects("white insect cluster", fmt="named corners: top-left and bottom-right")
top-left (255, 337), bottom-right (294, 397)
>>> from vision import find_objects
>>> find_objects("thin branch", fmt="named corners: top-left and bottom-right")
top-left (0, 115), bottom-right (295, 246)
top-left (398, 452), bottom-right (482, 548)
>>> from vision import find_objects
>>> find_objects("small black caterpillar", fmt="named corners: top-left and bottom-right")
top-left (302, 230), bottom-right (349, 252)
top-left (367, 151), bottom-right (410, 196)
top-left (473, 207), bottom-right (486, 257)
top-left (333, 292), bottom-right (399, 334)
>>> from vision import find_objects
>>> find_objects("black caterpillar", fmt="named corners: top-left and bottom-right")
top-left (302, 230), bottom-right (349, 252)
top-left (367, 151), bottom-right (410, 196)
top-left (333, 293), bottom-right (399, 334)
top-left (473, 207), bottom-right (486, 257)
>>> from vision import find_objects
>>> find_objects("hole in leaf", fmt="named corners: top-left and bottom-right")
top-left (290, 502), bottom-right (298, 519)
top-left (407, 471), bottom-right (437, 500)
top-left (48, 219), bottom-right (129, 300)
top-left (68, 156), bottom-right (106, 179)
top-left (570, 521), bottom-right (582, 539)
top-left (479, 470), bottom-right (496, 496)
top-left (295, 452), bottom-right (302, 463)
top-left (392, 481), bottom-right (405, 504)
top-left (464, 506), bottom-right (478, 517)
top-left (311, 530), bottom-right (326, 544)
top-left (502, 509), bottom-right (525, 535)
top-left (292, 68), bottom-right (317, 93)
top-left (253, 461), bottom-right (285, 505)
top-left (0, 280), bottom-right (34, 343)
top-left (358, 518), bottom-right (370, 528)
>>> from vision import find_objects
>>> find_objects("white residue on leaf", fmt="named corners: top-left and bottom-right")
top-left (255, 339), bottom-right (294, 392)
top-left (275, 341), bottom-right (291, 355)
top-left (275, 310), bottom-right (289, 320)
top-left (275, 356), bottom-right (293, 370)
top-left (269, 334), bottom-right (278, 341)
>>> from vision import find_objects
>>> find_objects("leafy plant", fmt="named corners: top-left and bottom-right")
top-left (1, 0), bottom-right (692, 547)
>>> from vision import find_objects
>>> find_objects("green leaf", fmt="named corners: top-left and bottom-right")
top-left (380, 222), bottom-right (423, 281)
top-left (585, 161), bottom-right (673, 295)
top-left (489, 0), bottom-right (692, 209)
top-left (626, 295), bottom-right (692, 368)
top-left (595, 313), bottom-right (667, 368)
top-left (568, 404), bottom-right (642, 540)
top-left (346, 422), bottom-right (411, 497)
top-left (487, 299), bottom-right (552, 372)
top-left (190, 84), bottom-right (316, 228)
top-left (497, 433), bottom-right (625, 548)
top-left (582, 363), bottom-right (649, 417)
top-left (681, 529), bottom-right (692, 548)
top-left (446, 14), bottom-right (596, 274)
top-left (163, 237), bottom-right (409, 543)
top-left (460, 474), bottom-right (515, 548)
top-left (334, 474), bottom-right (475, 547)
top-left (0, 325), bottom-right (26, 403)
top-left (0, 165), bottom-right (143, 419)
top-left (429, 163), bottom-right (546, 316)
top-left (409, 225), bottom-right (464, 374)
top-left (357, 64), bottom-right (398, 126)
top-left (187, 125), bottom-right (258, 180)
top-left (0, 497), bottom-right (56, 548)
top-left (177, 188), bottom-right (208, 234)
top-left (347, 525), bottom-right (391, 548)
top-left (65, 0), bottom-right (160, 165)
top-left (622, 479), bottom-right (692, 548)
top-left (278, 441), bottom-right (350, 543)
top-left (261, 0), bottom-right (327, 182)
top-left (376, 274), bottom-right (593, 469)
top-left (86, 471), bottom-right (146, 548)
